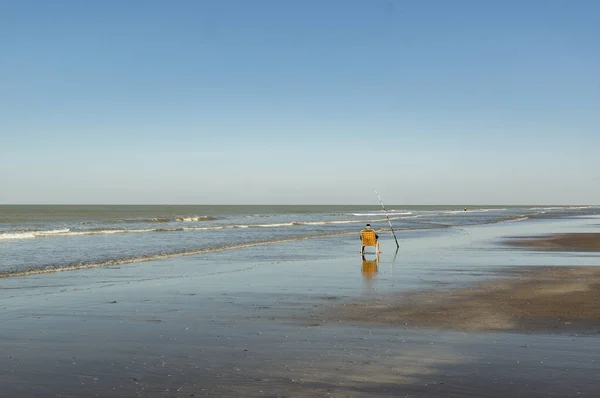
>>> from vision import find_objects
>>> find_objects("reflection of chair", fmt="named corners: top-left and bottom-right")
top-left (360, 229), bottom-right (380, 254)
top-left (361, 254), bottom-right (378, 279)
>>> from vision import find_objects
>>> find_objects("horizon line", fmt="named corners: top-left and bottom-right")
top-left (1, 203), bottom-right (597, 207)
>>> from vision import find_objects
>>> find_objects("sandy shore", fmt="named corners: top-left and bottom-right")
top-left (320, 233), bottom-right (600, 333)
top-left (320, 265), bottom-right (600, 333)
top-left (504, 232), bottom-right (600, 251)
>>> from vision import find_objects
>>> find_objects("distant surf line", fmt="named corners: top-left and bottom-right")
top-left (0, 216), bottom-right (405, 241)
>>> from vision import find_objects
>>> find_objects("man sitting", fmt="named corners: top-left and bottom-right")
top-left (360, 224), bottom-right (379, 254)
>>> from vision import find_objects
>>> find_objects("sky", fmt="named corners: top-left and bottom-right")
top-left (1, 0), bottom-right (599, 205)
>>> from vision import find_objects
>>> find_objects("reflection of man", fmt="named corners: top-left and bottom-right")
top-left (361, 254), bottom-right (378, 279)
top-left (360, 224), bottom-right (379, 254)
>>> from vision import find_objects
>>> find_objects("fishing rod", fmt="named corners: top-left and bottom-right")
top-left (374, 189), bottom-right (399, 249)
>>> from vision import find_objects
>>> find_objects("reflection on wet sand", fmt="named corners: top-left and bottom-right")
top-left (361, 253), bottom-right (379, 279)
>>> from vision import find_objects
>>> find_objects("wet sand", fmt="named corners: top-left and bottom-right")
top-left (320, 265), bottom-right (600, 333)
top-left (504, 232), bottom-right (600, 251)
top-left (2, 227), bottom-right (600, 397)
top-left (321, 232), bottom-right (600, 333)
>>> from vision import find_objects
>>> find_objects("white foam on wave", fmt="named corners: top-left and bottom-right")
top-left (36, 228), bottom-right (70, 235)
top-left (0, 232), bottom-right (36, 240)
top-left (295, 216), bottom-right (406, 226)
top-left (0, 227), bottom-right (179, 240)
top-left (527, 205), bottom-right (598, 214)
top-left (61, 229), bottom-right (156, 236)
top-left (502, 216), bottom-right (530, 223)
top-left (187, 222), bottom-right (294, 230)
top-left (352, 212), bottom-right (413, 216)
top-left (255, 223), bottom-right (295, 228)
top-left (301, 220), bottom-right (361, 225)
top-left (0, 228), bottom-right (71, 240)
top-left (184, 226), bottom-right (226, 231)
top-left (528, 206), bottom-right (578, 211)
top-left (175, 216), bottom-right (213, 222)
top-left (442, 208), bottom-right (507, 215)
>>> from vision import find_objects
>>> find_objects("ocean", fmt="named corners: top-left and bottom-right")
top-left (1, 204), bottom-right (599, 278)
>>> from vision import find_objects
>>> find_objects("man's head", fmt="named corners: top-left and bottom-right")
top-left (365, 224), bottom-right (371, 229)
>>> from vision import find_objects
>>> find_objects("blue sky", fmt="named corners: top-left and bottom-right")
top-left (1, 0), bottom-right (599, 204)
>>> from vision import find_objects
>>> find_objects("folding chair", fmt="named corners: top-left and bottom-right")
top-left (360, 229), bottom-right (380, 254)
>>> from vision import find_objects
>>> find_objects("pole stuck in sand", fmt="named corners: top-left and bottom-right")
top-left (374, 189), bottom-right (400, 249)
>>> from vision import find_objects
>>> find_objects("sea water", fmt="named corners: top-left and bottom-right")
top-left (1, 204), bottom-right (599, 278)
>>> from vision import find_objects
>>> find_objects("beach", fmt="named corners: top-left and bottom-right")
top-left (1, 207), bottom-right (600, 397)
top-left (322, 265), bottom-right (600, 333)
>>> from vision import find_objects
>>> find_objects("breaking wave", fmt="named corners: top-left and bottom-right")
top-left (352, 212), bottom-right (413, 216)
top-left (113, 216), bottom-right (217, 223)
top-left (501, 216), bottom-right (530, 223)
top-left (0, 216), bottom-right (405, 241)
top-left (441, 208), bottom-right (507, 214)
top-left (0, 229), bottom-right (70, 240)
